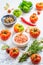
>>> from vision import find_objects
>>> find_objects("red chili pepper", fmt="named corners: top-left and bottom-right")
top-left (21, 17), bottom-right (36, 26)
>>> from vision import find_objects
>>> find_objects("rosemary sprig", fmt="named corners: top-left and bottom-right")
top-left (19, 40), bottom-right (43, 62)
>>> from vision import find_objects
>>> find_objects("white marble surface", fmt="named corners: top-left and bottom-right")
top-left (0, 0), bottom-right (43, 65)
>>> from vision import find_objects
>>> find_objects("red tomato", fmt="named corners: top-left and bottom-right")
top-left (29, 27), bottom-right (40, 38)
top-left (9, 48), bottom-right (19, 58)
top-left (0, 30), bottom-right (11, 40)
top-left (36, 2), bottom-right (43, 11)
top-left (30, 14), bottom-right (38, 23)
top-left (31, 54), bottom-right (41, 64)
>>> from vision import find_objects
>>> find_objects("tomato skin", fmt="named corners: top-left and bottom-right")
top-left (31, 54), bottom-right (41, 64)
top-left (9, 48), bottom-right (19, 58)
top-left (30, 14), bottom-right (38, 23)
top-left (0, 30), bottom-right (11, 40)
top-left (36, 2), bottom-right (43, 11)
top-left (30, 28), bottom-right (40, 38)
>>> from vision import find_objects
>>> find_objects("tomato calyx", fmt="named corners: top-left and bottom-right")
top-left (34, 54), bottom-right (38, 59)
top-left (39, 3), bottom-right (43, 5)
top-left (2, 31), bottom-right (8, 34)
top-left (33, 28), bottom-right (38, 32)
top-left (13, 49), bottom-right (17, 52)
top-left (31, 16), bottom-right (35, 18)
top-left (18, 25), bottom-right (22, 28)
